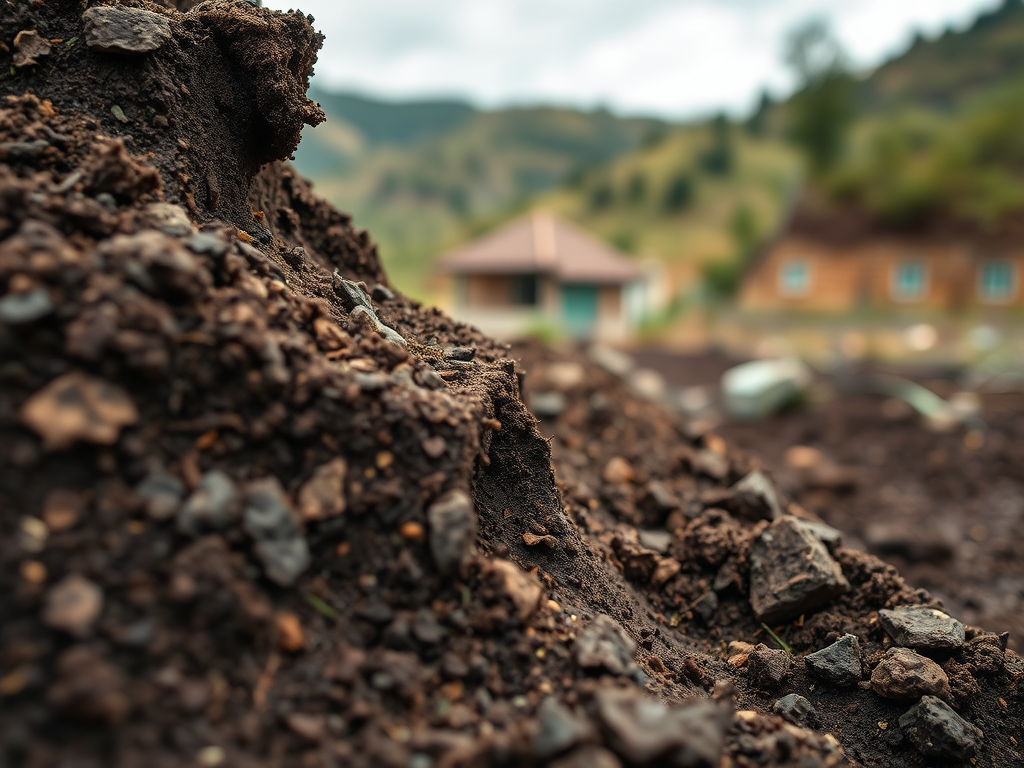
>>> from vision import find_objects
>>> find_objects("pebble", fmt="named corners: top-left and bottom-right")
top-left (83, 6), bottom-right (172, 56)
top-left (533, 698), bottom-right (595, 760)
top-left (427, 490), bottom-right (477, 574)
top-left (725, 471), bottom-right (783, 521)
top-left (878, 605), bottom-right (965, 651)
top-left (0, 288), bottom-right (53, 324)
top-left (370, 284), bottom-right (395, 302)
top-left (12, 29), bottom-right (51, 68)
top-left (136, 469), bottom-right (185, 521)
top-left (804, 634), bottom-right (862, 686)
top-left (185, 232), bottom-right (229, 257)
top-left (297, 458), bottom-right (347, 521)
top-left (178, 470), bottom-right (240, 534)
top-left (898, 695), bottom-right (983, 761)
top-left (481, 559), bottom-right (542, 623)
top-left (275, 612), bottom-right (305, 652)
top-left (243, 477), bottom-right (297, 540)
top-left (749, 516), bottom-right (850, 624)
top-left (638, 528), bottom-right (673, 554)
top-left (43, 574), bottom-right (103, 637)
top-left (594, 688), bottom-right (727, 766)
top-left (139, 202), bottom-right (193, 236)
top-left (254, 538), bottom-right (310, 587)
top-left (870, 647), bottom-right (951, 700)
top-left (602, 457), bottom-right (635, 485)
top-left (747, 644), bottom-right (792, 691)
top-left (549, 746), bottom-right (622, 768)
top-left (421, 436), bottom-right (447, 459)
top-left (285, 712), bottom-right (326, 742)
top-left (574, 615), bottom-right (638, 676)
top-left (773, 694), bottom-right (818, 729)
top-left (42, 490), bottom-right (82, 532)
top-left (530, 391), bottom-right (567, 418)
top-left (20, 371), bottom-right (139, 450)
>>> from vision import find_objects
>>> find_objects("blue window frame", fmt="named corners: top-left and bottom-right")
top-left (979, 261), bottom-right (1015, 302)
top-left (892, 262), bottom-right (927, 301)
top-left (778, 260), bottom-right (809, 296)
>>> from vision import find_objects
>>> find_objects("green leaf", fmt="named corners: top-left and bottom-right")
top-left (304, 593), bottom-right (338, 620)
top-left (760, 622), bottom-right (792, 654)
top-left (111, 104), bottom-right (128, 124)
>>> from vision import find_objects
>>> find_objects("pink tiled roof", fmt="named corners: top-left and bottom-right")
top-left (438, 211), bottom-right (641, 284)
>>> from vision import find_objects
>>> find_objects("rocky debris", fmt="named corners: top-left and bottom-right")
top-left (243, 478), bottom-right (308, 586)
top-left (136, 469), bottom-right (186, 521)
top-left (594, 688), bottom-right (728, 766)
top-left (332, 272), bottom-right (406, 346)
top-left (878, 605), bottom-right (966, 651)
top-left (137, 202), bottom-right (194, 236)
top-left (772, 694), bottom-right (818, 730)
top-left (178, 470), bottom-right (240, 534)
top-left (870, 647), bottom-right (951, 700)
top-left (533, 698), bottom-right (596, 760)
top-left (530, 391), bottom-right (568, 418)
top-left (480, 559), bottom-right (542, 622)
top-left (297, 457), bottom-right (347, 521)
top-left (42, 575), bottom-right (103, 637)
top-left (0, 286), bottom-right (53, 324)
top-left (12, 30), bottom-right (51, 69)
top-left (638, 528), bottom-right (673, 554)
top-left (723, 471), bottom-right (783, 521)
top-left (962, 635), bottom-right (1007, 676)
top-left (602, 456), bottom-right (635, 485)
top-left (575, 615), bottom-right (638, 676)
top-left (82, 6), bottom-right (173, 56)
top-left (898, 696), bottom-right (983, 762)
top-left (47, 646), bottom-right (130, 725)
top-left (549, 745), bottom-right (622, 768)
top-left (427, 490), bottom-right (477, 574)
top-left (804, 634), bottom-right (862, 686)
top-left (747, 644), bottom-right (792, 691)
top-left (721, 358), bottom-right (813, 420)
top-left (864, 522), bottom-right (958, 562)
top-left (749, 516), bottom-right (850, 624)
top-left (20, 372), bottom-right (138, 450)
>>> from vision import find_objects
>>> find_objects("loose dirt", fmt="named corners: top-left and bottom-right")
top-left (1, 3), bottom-right (1021, 767)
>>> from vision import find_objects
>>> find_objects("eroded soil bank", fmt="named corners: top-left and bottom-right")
top-left (0, 3), bottom-right (1021, 767)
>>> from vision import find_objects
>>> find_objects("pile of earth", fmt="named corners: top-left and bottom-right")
top-left (0, 3), bottom-right (1020, 767)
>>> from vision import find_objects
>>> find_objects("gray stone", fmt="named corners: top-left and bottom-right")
top-left (83, 6), bottom-right (172, 56)
top-left (242, 477), bottom-right (297, 540)
top-left (594, 688), bottom-right (728, 767)
top-left (0, 289), bottom-right (53, 324)
top-left (575, 615), bottom-right (637, 676)
top-left (747, 644), bottom-right (792, 691)
top-left (878, 605), bottom-right (965, 651)
top-left (184, 232), bottom-right (228, 257)
top-left (178, 470), bottom-right (239, 535)
top-left (898, 695), bottom-right (983, 762)
top-left (136, 469), bottom-right (185, 521)
top-left (530, 391), bottom-right (567, 418)
top-left (427, 490), bottom-right (477, 574)
top-left (533, 698), bottom-right (595, 760)
top-left (726, 471), bottom-right (783, 521)
top-left (692, 590), bottom-right (719, 622)
top-left (772, 694), bottom-right (818, 730)
top-left (793, 518), bottom-right (843, 548)
top-left (749, 516), bottom-right (850, 624)
top-left (638, 528), bottom-right (673, 554)
top-left (870, 647), bottom-right (951, 700)
top-left (254, 537), bottom-right (310, 587)
top-left (139, 202), bottom-right (193, 236)
top-left (804, 634), bottom-right (862, 686)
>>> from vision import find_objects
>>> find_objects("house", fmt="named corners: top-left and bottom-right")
top-left (739, 208), bottom-right (1024, 314)
top-left (437, 211), bottom-right (644, 340)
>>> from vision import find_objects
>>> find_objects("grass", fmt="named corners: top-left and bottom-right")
top-left (760, 622), bottom-right (793, 654)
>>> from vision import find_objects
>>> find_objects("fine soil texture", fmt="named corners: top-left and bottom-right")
top-left (1, 3), bottom-right (1021, 768)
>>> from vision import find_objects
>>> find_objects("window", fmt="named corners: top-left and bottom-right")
top-left (891, 262), bottom-right (927, 301)
top-left (979, 261), bottom-right (1015, 302)
top-left (510, 274), bottom-right (539, 306)
top-left (778, 260), bottom-right (809, 297)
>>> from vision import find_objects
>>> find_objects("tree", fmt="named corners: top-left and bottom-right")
top-left (699, 113), bottom-right (733, 175)
top-left (663, 172), bottom-right (695, 212)
top-left (785, 19), bottom-right (856, 175)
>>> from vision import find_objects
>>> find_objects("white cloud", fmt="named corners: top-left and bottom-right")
top-left (265, 0), bottom-right (1002, 117)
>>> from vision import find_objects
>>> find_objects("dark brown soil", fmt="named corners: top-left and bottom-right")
top-left (0, 3), bottom-right (1021, 768)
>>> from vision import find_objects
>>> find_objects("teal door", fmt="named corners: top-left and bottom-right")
top-left (561, 284), bottom-right (599, 338)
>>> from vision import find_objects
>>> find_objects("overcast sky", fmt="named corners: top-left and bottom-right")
top-left (265, 0), bottom-right (1002, 119)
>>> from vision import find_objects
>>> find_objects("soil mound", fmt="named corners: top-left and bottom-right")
top-left (0, 3), bottom-right (1020, 767)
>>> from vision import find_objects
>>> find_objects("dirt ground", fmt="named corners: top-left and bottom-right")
top-left (1, 3), bottom-right (1022, 768)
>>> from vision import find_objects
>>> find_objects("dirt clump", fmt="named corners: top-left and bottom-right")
top-left (0, 3), bottom-right (1021, 767)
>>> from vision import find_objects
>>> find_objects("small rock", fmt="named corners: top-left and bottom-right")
top-left (42, 490), bottom-right (82, 532)
top-left (530, 391), bottom-right (567, 418)
top-left (48, 647), bottom-right (129, 725)
top-left (533, 698), bottom-right (594, 760)
top-left (898, 695), bottom-right (982, 761)
top-left (747, 644), bottom-right (792, 690)
top-left (445, 346), bottom-right (476, 362)
top-left (0, 288), bottom-right (53, 324)
top-left (421, 436), bottom-right (446, 459)
top-left (179, 470), bottom-right (240, 534)
top-left (864, 522), bottom-right (957, 562)
top-left (482, 559), bottom-right (542, 622)
top-left (275, 612), bottom-right (305, 652)
top-left (12, 30), bottom-right (51, 68)
top-left (138, 202), bottom-right (193, 236)
top-left (549, 746), bottom-right (622, 768)
top-left (297, 458), bottom-right (347, 522)
top-left (285, 712), bottom-right (326, 743)
top-left (772, 694), bottom-right (818, 729)
top-left (43, 575), bottom-right (103, 637)
top-left (871, 647), bottom-right (951, 700)
top-left (638, 529), bottom-right (673, 554)
top-left (575, 615), bottom-right (638, 676)
top-left (804, 634), bottom-right (862, 686)
top-left (83, 6), bottom-right (172, 56)
top-left (749, 516), bottom-right (850, 624)
top-left (725, 471), bottom-right (783, 521)
top-left (878, 605), bottom-right (965, 651)
top-left (792, 518), bottom-right (843, 548)
top-left (254, 538), bottom-right (310, 587)
top-left (962, 634), bottom-right (1005, 675)
top-left (243, 477), bottom-right (297, 540)
top-left (594, 688), bottom-right (728, 766)
top-left (693, 449), bottom-right (729, 481)
top-left (692, 591), bottom-right (719, 622)
top-left (136, 469), bottom-right (185, 521)
top-left (427, 490), bottom-right (477, 574)
top-left (370, 284), bottom-right (395, 302)
top-left (185, 232), bottom-right (229, 257)
top-left (21, 372), bottom-right (138, 450)
top-left (602, 457), bottom-right (634, 485)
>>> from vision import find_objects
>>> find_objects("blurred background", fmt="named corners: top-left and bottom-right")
top-left (264, 0), bottom-right (1024, 647)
